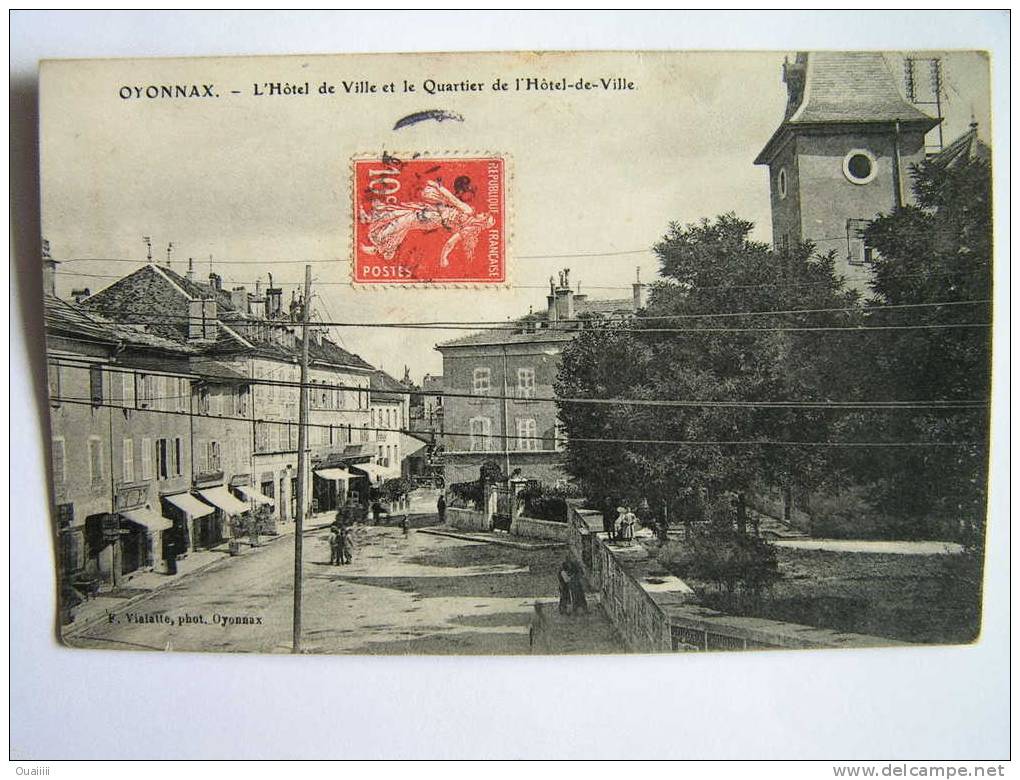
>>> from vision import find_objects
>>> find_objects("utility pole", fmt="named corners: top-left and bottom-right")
top-left (292, 264), bottom-right (312, 653)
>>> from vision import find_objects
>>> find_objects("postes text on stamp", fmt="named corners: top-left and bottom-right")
top-left (353, 155), bottom-right (506, 284)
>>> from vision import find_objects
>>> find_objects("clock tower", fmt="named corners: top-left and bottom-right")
top-left (755, 52), bottom-right (940, 289)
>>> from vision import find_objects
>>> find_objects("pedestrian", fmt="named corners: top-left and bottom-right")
top-left (328, 526), bottom-right (340, 565)
top-left (339, 526), bottom-right (354, 565)
top-left (401, 513), bottom-right (409, 537)
top-left (557, 559), bottom-right (573, 615)
top-left (437, 493), bottom-right (447, 524)
top-left (618, 506), bottom-right (637, 543)
top-left (566, 560), bottom-right (589, 615)
top-left (602, 497), bottom-right (616, 540)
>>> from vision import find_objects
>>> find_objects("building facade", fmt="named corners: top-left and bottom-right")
top-left (754, 52), bottom-right (940, 289)
top-left (436, 271), bottom-right (646, 486)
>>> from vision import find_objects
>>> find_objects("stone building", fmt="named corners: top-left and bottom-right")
top-left (82, 260), bottom-right (380, 524)
top-left (436, 270), bottom-right (646, 486)
top-left (754, 52), bottom-right (940, 289)
top-left (45, 292), bottom-right (198, 586)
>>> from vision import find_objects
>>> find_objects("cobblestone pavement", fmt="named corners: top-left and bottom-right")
top-left (67, 523), bottom-right (619, 655)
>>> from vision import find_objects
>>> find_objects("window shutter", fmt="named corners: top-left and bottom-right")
top-left (90, 366), bottom-right (104, 405)
top-left (52, 439), bottom-right (65, 484)
top-left (122, 438), bottom-right (134, 482)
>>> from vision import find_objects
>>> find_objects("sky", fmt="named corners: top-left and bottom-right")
top-left (41, 50), bottom-right (991, 380)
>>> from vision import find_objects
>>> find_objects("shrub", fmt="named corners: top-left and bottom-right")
top-left (659, 526), bottom-right (781, 597)
top-left (518, 482), bottom-right (582, 523)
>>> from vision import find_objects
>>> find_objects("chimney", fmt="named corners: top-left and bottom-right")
top-left (230, 286), bottom-right (249, 314)
top-left (41, 239), bottom-right (58, 297)
top-left (71, 288), bottom-right (91, 304)
top-left (632, 267), bottom-right (648, 311)
top-left (188, 298), bottom-right (217, 341)
top-left (266, 273), bottom-right (282, 319)
top-left (186, 257), bottom-right (195, 282)
top-left (208, 272), bottom-right (222, 292)
top-left (546, 276), bottom-right (558, 322)
top-left (554, 268), bottom-right (574, 321)
top-left (188, 299), bottom-right (204, 340)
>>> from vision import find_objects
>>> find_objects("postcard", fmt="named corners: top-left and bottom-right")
top-left (39, 50), bottom-right (993, 655)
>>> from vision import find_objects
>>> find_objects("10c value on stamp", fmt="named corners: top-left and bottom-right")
top-left (353, 155), bottom-right (507, 285)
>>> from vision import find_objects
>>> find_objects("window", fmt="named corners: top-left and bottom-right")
top-left (89, 365), bottom-right (104, 406)
top-left (174, 437), bottom-right (183, 476)
top-left (140, 438), bottom-right (153, 480)
top-left (517, 367), bottom-right (536, 399)
top-left (47, 364), bottom-right (61, 406)
top-left (469, 417), bottom-right (492, 452)
top-left (210, 391), bottom-right (224, 417)
top-left (843, 149), bottom-right (877, 185)
top-left (156, 439), bottom-right (169, 479)
top-left (121, 372), bottom-right (135, 408)
top-left (52, 438), bottom-right (65, 485)
top-left (207, 441), bottom-right (221, 472)
top-left (236, 388), bottom-right (249, 416)
top-left (178, 377), bottom-right (190, 412)
top-left (88, 437), bottom-right (104, 488)
top-left (122, 438), bottom-right (134, 483)
top-left (137, 374), bottom-right (152, 408)
top-left (516, 418), bottom-right (538, 451)
top-left (472, 367), bottom-right (491, 394)
top-left (777, 167), bottom-right (788, 199)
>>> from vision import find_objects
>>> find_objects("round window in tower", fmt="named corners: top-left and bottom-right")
top-left (777, 167), bottom-right (788, 199)
top-left (843, 149), bottom-right (877, 185)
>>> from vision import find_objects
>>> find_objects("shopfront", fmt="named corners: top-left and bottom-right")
top-left (162, 491), bottom-right (216, 554)
top-left (313, 466), bottom-right (352, 513)
top-left (195, 484), bottom-right (250, 543)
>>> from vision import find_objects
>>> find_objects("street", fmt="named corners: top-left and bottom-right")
top-left (67, 523), bottom-right (588, 655)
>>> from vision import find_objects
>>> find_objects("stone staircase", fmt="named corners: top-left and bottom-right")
top-left (749, 509), bottom-right (809, 540)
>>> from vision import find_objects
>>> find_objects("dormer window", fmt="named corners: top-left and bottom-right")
top-left (843, 149), bottom-right (877, 185)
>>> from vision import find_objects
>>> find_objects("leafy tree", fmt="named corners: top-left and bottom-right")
top-left (857, 152), bottom-right (992, 541)
top-left (556, 213), bottom-right (863, 524)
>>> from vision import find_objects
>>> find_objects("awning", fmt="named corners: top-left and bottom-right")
top-left (120, 506), bottom-right (173, 533)
top-left (197, 486), bottom-right (249, 516)
top-left (235, 484), bottom-right (275, 507)
top-left (164, 491), bottom-right (216, 519)
top-left (315, 467), bottom-right (352, 481)
top-left (351, 463), bottom-right (387, 482)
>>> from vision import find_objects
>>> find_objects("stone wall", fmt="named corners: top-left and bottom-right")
top-left (566, 505), bottom-right (904, 654)
top-left (511, 515), bottom-right (568, 542)
top-left (447, 506), bottom-right (491, 532)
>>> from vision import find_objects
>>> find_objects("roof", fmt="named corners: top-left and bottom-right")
top-left (929, 123), bottom-right (991, 168)
top-left (756, 52), bottom-right (940, 165)
top-left (370, 370), bottom-right (408, 401)
top-left (81, 263), bottom-right (376, 370)
top-left (45, 293), bottom-right (194, 354)
top-left (189, 359), bottom-right (250, 383)
top-left (437, 295), bottom-right (635, 349)
top-left (309, 336), bottom-right (375, 371)
top-left (45, 294), bottom-right (120, 345)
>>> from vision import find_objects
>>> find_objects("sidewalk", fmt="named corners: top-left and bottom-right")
top-left (529, 596), bottom-right (626, 654)
top-left (62, 526), bottom-right (299, 639)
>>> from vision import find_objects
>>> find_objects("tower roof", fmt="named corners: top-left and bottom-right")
top-left (755, 52), bottom-right (940, 165)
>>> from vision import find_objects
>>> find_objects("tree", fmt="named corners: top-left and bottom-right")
top-left (556, 213), bottom-right (863, 525)
top-left (857, 151), bottom-right (992, 541)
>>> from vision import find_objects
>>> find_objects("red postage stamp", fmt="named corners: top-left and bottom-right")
top-left (353, 155), bottom-right (507, 285)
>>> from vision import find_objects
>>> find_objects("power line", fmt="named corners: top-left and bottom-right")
top-left (58, 315), bottom-right (992, 333)
top-left (50, 358), bottom-right (989, 411)
top-left (73, 298), bottom-right (991, 328)
top-left (47, 395), bottom-right (981, 449)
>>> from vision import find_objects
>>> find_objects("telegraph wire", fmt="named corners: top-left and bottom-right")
top-left (63, 297), bottom-right (992, 328)
top-left (49, 358), bottom-right (989, 411)
top-left (47, 395), bottom-right (982, 449)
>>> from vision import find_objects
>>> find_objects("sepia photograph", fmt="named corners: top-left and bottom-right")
top-left (10, 9), bottom-right (1009, 764)
top-left (39, 47), bottom-right (994, 657)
